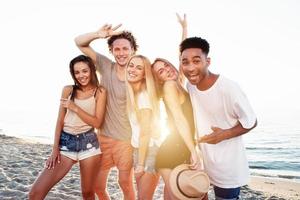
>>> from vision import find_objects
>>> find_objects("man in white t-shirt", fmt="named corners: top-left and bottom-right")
top-left (179, 37), bottom-right (257, 200)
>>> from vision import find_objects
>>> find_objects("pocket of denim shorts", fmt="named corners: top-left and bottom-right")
top-left (85, 133), bottom-right (99, 150)
top-left (59, 133), bottom-right (72, 151)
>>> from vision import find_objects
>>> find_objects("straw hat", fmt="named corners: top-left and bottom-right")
top-left (169, 164), bottom-right (210, 200)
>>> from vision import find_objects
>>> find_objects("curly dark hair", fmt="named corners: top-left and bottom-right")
top-left (107, 31), bottom-right (138, 52)
top-left (180, 37), bottom-right (210, 55)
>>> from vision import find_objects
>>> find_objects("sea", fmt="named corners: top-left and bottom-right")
top-left (244, 121), bottom-right (300, 182)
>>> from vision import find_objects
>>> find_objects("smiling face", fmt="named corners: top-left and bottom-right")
top-left (126, 57), bottom-right (145, 84)
top-left (73, 61), bottom-right (92, 87)
top-left (111, 38), bottom-right (134, 67)
top-left (180, 48), bottom-right (210, 85)
top-left (152, 60), bottom-right (178, 83)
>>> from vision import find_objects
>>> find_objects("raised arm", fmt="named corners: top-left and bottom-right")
top-left (176, 13), bottom-right (187, 41)
top-left (74, 24), bottom-right (122, 63)
top-left (176, 13), bottom-right (187, 87)
top-left (61, 87), bottom-right (107, 129)
top-left (163, 81), bottom-right (200, 169)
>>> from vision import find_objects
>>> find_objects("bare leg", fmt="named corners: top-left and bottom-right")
top-left (94, 168), bottom-right (111, 200)
top-left (29, 155), bottom-right (75, 200)
top-left (136, 172), bottom-right (160, 200)
top-left (158, 168), bottom-right (180, 200)
top-left (79, 155), bottom-right (101, 200)
top-left (118, 169), bottom-right (135, 200)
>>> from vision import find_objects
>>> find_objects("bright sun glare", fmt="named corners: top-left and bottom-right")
top-left (159, 101), bottom-right (170, 142)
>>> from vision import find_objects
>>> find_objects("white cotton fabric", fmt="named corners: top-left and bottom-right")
top-left (187, 75), bottom-right (256, 188)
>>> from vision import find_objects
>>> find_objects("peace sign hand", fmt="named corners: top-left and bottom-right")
top-left (96, 23), bottom-right (122, 38)
top-left (176, 13), bottom-right (187, 29)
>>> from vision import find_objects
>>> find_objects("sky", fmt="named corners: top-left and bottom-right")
top-left (0, 0), bottom-right (300, 137)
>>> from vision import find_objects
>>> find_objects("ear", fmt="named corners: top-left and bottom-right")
top-left (206, 57), bottom-right (211, 67)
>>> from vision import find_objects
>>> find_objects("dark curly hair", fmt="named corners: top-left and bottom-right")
top-left (180, 37), bottom-right (210, 55)
top-left (107, 31), bottom-right (138, 52)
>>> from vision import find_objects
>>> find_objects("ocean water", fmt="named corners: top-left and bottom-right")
top-left (244, 122), bottom-right (300, 182)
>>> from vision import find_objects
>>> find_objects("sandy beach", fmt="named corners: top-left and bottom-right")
top-left (0, 134), bottom-right (299, 200)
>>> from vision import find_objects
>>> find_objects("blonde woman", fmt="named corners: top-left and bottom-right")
top-left (151, 58), bottom-right (202, 200)
top-left (125, 55), bottom-right (160, 200)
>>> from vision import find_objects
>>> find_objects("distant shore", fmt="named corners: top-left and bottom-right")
top-left (0, 134), bottom-right (299, 200)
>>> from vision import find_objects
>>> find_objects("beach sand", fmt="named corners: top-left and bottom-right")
top-left (0, 134), bottom-right (299, 200)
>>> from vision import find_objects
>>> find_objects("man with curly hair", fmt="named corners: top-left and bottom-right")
top-left (75, 24), bottom-right (137, 200)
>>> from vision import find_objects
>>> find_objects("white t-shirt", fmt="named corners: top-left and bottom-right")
top-left (187, 75), bottom-right (256, 188)
top-left (129, 90), bottom-right (160, 148)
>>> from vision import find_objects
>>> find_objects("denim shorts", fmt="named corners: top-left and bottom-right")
top-left (59, 129), bottom-right (101, 161)
top-left (133, 145), bottom-right (159, 173)
top-left (214, 186), bottom-right (241, 200)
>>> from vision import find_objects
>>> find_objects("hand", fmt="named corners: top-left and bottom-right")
top-left (96, 24), bottom-right (122, 39)
top-left (197, 126), bottom-right (226, 144)
top-left (45, 147), bottom-right (61, 169)
top-left (176, 13), bottom-right (187, 29)
top-left (60, 98), bottom-right (77, 112)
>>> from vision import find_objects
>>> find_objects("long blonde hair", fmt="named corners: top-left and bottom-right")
top-left (125, 55), bottom-right (160, 137)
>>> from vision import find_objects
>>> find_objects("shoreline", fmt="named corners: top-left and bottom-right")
top-left (1, 134), bottom-right (299, 199)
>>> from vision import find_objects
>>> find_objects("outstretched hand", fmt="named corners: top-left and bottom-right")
top-left (96, 23), bottom-right (122, 38)
top-left (197, 126), bottom-right (226, 144)
top-left (176, 13), bottom-right (187, 29)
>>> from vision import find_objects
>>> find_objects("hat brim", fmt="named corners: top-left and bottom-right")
top-left (169, 164), bottom-right (209, 200)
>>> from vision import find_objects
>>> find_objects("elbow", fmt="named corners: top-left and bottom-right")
top-left (94, 124), bottom-right (101, 129)
top-left (94, 122), bottom-right (102, 129)
top-left (245, 119), bottom-right (257, 133)
top-left (74, 37), bottom-right (81, 47)
top-left (94, 118), bottom-right (104, 129)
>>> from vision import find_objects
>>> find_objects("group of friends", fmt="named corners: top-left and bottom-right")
top-left (28, 14), bottom-right (257, 200)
